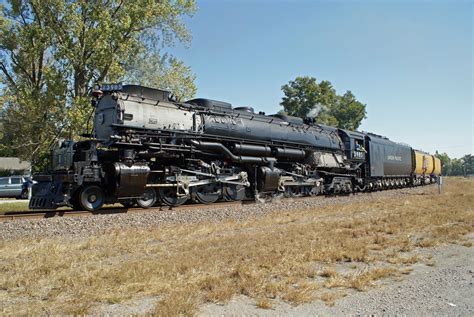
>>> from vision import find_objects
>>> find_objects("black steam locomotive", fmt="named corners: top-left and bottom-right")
top-left (30, 84), bottom-right (439, 211)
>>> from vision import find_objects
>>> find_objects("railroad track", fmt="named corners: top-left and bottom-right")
top-left (0, 184), bottom-right (433, 222)
top-left (0, 200), bottom-right (244, 222)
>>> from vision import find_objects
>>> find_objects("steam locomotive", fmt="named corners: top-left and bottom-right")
top-left (30, 84), bottom-right (441, 211)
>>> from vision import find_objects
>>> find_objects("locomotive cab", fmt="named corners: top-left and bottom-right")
top-left (338, 129), bottom-right (366, 162)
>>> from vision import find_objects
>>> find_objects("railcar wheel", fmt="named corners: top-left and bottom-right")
top-left (283, 187), bottom-right (293, 198)
top-left (223, 184), bottom-right (245, 201)
top-left (303, 186), bottom-right (319, 196)
top-left (79, 185), bottom-right (105, 211)
top-left (158, 188), bottom-right (188, 206)
top-left (192, 183), bottom-right (221, 204)
top-left (284, 186), bottom-right (302, 198)
top-left (137, 188), bottom-right (157, 208)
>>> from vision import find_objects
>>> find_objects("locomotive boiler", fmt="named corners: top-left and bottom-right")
top-left (30, 83), bottom-right (440, 211)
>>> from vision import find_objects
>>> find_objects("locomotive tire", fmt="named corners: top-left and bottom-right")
top-left (137, 188), bottom-right (157, 208)
top-left (79, 185), bottom-right (105, 211)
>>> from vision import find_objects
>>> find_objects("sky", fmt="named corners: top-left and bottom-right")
top-left (168, 0), bottom-right (473, 158)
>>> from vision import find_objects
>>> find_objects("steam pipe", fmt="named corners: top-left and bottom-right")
top-left (189, 140), bottom-right (276, 164)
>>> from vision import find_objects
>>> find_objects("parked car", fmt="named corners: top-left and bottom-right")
top-left (0, 175), bottom-right (29, 199)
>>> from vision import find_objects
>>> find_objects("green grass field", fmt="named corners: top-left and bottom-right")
top-left (0, 201), bottom-right (29, 213)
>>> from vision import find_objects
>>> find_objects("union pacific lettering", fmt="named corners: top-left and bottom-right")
top-left (387, 155), bottom-right (402, 161)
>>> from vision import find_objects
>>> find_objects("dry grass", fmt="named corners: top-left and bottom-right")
top-left (1, 177), bottom-right (473, 315)
top-left (0, 201), bottom-right (29, 213)
top-left (348, 267), bottom-right (399, 291)
top-left (318, 291), bottom-right (347, 306)
top-left (255, 297), bottom-right (273, 309)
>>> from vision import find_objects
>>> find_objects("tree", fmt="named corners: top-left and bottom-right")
top-left (0, 0), bottom-right (196, 171)
top-left (331, 91), bottom-right (367, 130)
top-left (434, 152), bottom-right (473, 176)
top-left (449, 158), bottom-right (464, 176)
top-left (280, 77), bottom-right (336, 118)
top-left (435, 152), bottom-right (451, 175)
top-left (280, 76), bottom-right (367, 130)
top-left (0, 2), bottom-right (68, 169)
top-left (461, 154), bottom-right (473, 176)
top-left (124, 51), bottom-right (196, 101)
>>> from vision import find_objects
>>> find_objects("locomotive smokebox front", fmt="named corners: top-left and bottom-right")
top-left (93, 94), bottom-right (122, 145)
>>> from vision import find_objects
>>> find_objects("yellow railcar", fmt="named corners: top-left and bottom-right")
top-left (413, 150), bottom-right (435, 175)
top-left (433, 156), bottom-right (442, 176)
top-left (424, 154), bottom-right (434, 174)
top-left (414, 150), bottom-right (424, 174)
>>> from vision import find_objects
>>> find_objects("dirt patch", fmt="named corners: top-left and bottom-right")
top-left (201, 237), bottom-right (474, 315)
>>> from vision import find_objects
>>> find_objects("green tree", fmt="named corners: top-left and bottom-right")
top-left (434, 152), bottom-right (473, 176)
top-left (280, 77), bottom-right (336, 118)
top-left (461, 154), bottom-right (473, 176)
top-left (449, 158), bottom-right (464, 176)
top-left (124, 51), bottom-right (196, 101)
top-left (331, 91), bottom-right (367, 130)
top-left (0, 0), bottom-right (196, 171)
top-left (280, 76), bottom-right (367, 130)
top-left (435, 152), bottom-right (451, 175)
top-left (0, 2), bottom-right (68, 169)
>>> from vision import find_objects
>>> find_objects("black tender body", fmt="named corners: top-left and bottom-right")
top-left (366, 134), bottom-right (413, 177)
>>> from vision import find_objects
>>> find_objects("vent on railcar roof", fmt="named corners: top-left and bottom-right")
top-left (234, 106), bottom-right (255, 113)
top-left (186, 98), bottom-right (232, 110)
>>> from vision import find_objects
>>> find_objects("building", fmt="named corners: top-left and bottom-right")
top-left (0, 157), bottom-right (31, 175)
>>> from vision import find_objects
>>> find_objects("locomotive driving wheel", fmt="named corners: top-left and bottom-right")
top-left (158, 187), bottom-right (189, 206)
top-left (137, 188), bottom-right (157, 208)
top-left (79, 185), bottom-right (105, 211)
top-left (192, 183), bottom-right (221, 204)
top-left (223, 184), bottom-right (245, 201)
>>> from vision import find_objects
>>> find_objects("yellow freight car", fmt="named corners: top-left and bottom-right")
top-left (433, 156), bottom-right (442, 176)
top-left (413, 150), bottom-right (434, 174)
top-left (413, 150), bottom-right (438, 184)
